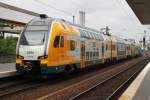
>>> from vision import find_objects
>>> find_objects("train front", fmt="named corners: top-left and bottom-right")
top-left (16, 15), bottom-right (52, 75)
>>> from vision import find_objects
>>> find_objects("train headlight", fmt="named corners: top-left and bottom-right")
top-left (38, 55), bottom-right (48, 60)
top-left (17, 55), bottom-right (24, 59)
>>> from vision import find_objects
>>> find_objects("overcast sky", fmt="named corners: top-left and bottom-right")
top-left (1, 0), bottom-right (149, 41)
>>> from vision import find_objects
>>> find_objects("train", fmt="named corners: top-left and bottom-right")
top-left (16, 15), bottom-right (142, 75)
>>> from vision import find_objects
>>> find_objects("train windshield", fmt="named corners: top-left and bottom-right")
top-left (20, 25), bottom-right (49, 46)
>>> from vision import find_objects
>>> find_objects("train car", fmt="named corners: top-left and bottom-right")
top-left (115, 38), bottom-right (127, 60)
top-left (134, 43), bottom-right (142, 56)
top-left (16, 15), bottom-right (105, 75)
top-left (125, 39), bottom-right (132, 58)
top-left (16, 15), bottom-right (141, 76)
top-left (111, 36), bottom-right (118, 61)
top-left (102, 35), bottom-right (112, 63)
top-left (78, 28), bottom-right (104, 67)
top-left (102, 35), bottom-right (118, 63)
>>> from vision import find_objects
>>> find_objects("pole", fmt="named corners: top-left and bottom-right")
top-left (73, 16), bottom-right (75, 24)
top-left (143, 30), bottom-right (146, 51)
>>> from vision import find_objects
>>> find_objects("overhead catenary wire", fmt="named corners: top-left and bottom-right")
top-left (35, 0), bottom-right (98, 27)
top-left (69, 0), bottom-right (87, 12)
top-left (35, 0), bottom-right (74, 16)
top-left (34, 0), bottom-right (141, 38)
top-left (111, 0), bottom-right (142, 40)
top-left (114, 0), bottom-right (139, 25)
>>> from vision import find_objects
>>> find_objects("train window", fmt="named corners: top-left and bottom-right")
top-left (90, 32), bottom-right (93, 38)
top-left (97, 52), bottom-right (99, 58)
top-left (95, 34), bottom-right (99, 40)
top-left (98, 34), bottom-right (104, 41)
top-left (92, 33), bottom-right (94, 39)
top-left (85, 31), bottom-right (89, 38)
top-left (93, 33), bottom-right (96, 39)
top-left (70, 40), bottom-right (75, 51)
top-left (54, 36), bottom-right (60, 48)
top-left (81, 30), bottom-right (84, 37)
top-left (127, 46), bottom-right (130, 50)
top-left (99, 35), bottom-right (102, 40)
top-left (86, 52), bottom-right (89, 60)
top-left (80, 30), bottom-right (85, 38)
top-left (102, 43), bottom-right (104, 55)
top-left (88, 32), bottom-right (92, 39)
top-left (112, 45), bottom-right (115, 50)
top-left (106, 44), bottom-right (108, 50)
top-left (60, 23), bottom-right (66, 29)
top-left (85, 31), bottom-right (87, 37)
top-left (93, 42), bottom-right (96, 47)
top-left (93, 52), bottom-right (95, 59)
top-left (84, 31), bottom-right (87, 37)
top-left (87, 32), bottom-right (91, 38)
top-left (91, 33), bottom-right (94, 39)
top-left (60, 36), bottom-right (64, 47)
top-left (97, 35), bottom-right (100, 40)
top-left (82, 30), bottom-right (86, 37)
top-left (93, 33), bottom-right (95, 39)
top-left (26, 25), bottom-right (48, 31)
top-left (90, 52), bottom-right (92, 59)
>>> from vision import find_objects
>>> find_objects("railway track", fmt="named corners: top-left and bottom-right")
top-left (71, 58), bottom-right (149, 100)
top-left (0, 75), bottom-right (64, 98)
top-left (0, 57), bottom-right (149, 100)
top-left (37, 57), bottom-right (149, 100)
top-left (0, 76), bottom-right (41, 97)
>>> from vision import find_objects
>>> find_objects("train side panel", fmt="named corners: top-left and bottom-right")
top-left (41, 21), bottom-right (80, 74)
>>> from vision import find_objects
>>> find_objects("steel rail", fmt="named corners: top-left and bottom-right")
top-left (70, 58), bottom-right (149, 100)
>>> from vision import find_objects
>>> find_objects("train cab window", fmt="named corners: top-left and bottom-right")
top-left (70, 40), bottom-right (75, 51)
top-left (54, 36), bottom-right (60, 48)
top-left (60, 36), bottom-right (64, 47)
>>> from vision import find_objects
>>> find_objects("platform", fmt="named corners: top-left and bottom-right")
top-left (119, 62), bottom-right (150, 100)
top-left (0, 63), bottom-right (17, 78)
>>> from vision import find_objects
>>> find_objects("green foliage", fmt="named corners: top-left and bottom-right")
top-left (0, 37), bottom-right (17, 55)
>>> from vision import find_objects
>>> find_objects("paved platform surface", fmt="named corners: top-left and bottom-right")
top-left (0, 63), bottom-right (17, 78)
top-left (119, 62), bottom-right (150, 100)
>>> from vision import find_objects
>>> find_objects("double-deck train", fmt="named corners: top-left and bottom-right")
top-left (16, 15), bottom-right (141, 75)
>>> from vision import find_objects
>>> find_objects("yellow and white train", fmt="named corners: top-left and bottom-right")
top-left (16, 15), bottom-right (141, 75)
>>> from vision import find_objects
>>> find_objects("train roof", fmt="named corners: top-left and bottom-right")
top-left (53, 18), bottom-right (105, 41)
top-left (29, 16), bottom-right (103, 33)
top-left (28, 16), bottom-right (137, 44)
top-left (28, 17), bottom-right (53, 25)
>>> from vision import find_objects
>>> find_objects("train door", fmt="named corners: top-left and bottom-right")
top-left (102, 43), bottom-right (104, 58)
top-left (110, 40), bottom-right (113, 60)
top-left (80, 41), bottom-right (85, 69)
top-left (59, 35), bottom-right (66, 65)
top-left (53, 35), bottom-right (61, 65)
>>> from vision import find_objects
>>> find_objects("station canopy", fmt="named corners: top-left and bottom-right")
top-left (0, 1), bottom-right (39, 25)
top-left (126, 0), bottom-right (150, 24)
